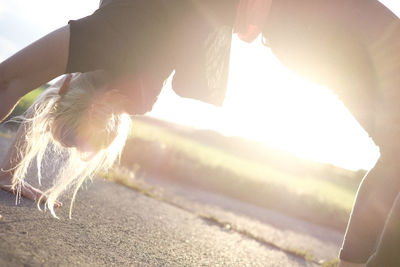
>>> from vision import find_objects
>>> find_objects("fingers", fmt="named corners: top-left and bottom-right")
top-left (23, 184), bottom-right (63, 209)
top-left (0, 182), bottom-right (62, 209)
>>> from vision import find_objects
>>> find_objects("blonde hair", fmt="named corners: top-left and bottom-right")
top-left (10, 71), bottom-right (132, 218)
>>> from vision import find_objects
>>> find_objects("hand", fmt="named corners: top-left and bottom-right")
top-left (338, 260), bottom-right (366, 267)
top-left (0, 179), bottom-right (62, 208)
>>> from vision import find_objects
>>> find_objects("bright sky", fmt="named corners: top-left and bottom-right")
top-left (1, 0), bottom-right (399, 170)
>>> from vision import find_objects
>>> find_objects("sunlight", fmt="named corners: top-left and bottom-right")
top-left (222, 36), bottom-right (379, 170)
top-left (1, 0), bottom-right (384, 171)
top-left (150, 35), bottom-right (380, 171)
top-left (150, 1), bottom-right (400, 171)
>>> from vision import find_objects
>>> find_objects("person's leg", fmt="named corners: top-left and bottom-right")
top-left (341, 153), bottom-right (400, 262)
top-left (367, 193), bottom-right (400, 267)
top-left (335, 0), bottom-right (400, 263)
top-left (263, 0), bottom-right (379, 134)
top-left (264, 0), bottom-right (400, 263)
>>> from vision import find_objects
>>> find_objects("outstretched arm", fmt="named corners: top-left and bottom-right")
top-left (0, 25), bottom-right (70, 122)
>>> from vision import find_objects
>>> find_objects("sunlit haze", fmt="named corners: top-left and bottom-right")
top-left (2, 1), bottom-right (399, 170)
top-left (151, 36), bottom-right (380, 171)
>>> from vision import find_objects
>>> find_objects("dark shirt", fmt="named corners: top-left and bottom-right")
top-left (67, 0), bottom-right (238, 113)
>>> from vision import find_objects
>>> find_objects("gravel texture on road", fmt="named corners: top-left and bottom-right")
top-left (0, 133), bottom-right (339, 266)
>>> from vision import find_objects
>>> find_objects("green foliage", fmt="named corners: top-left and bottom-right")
top-left (322, 258), bottom-right (339, 267)
top-left (101, 167), bottom-right (161, 200)
top-left (7, 87), bottom-right (45, 118)
top-left (0, 131), bottom-right (12, 139)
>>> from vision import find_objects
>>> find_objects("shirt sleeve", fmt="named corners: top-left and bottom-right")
top-left (166, 0), bottom-right (238, 106)
top-left (66, 0), bottom-right (174, 114)
top-left (67, 0), bottom-right (173, 77)
top-left (67, 0), bottom-right (238, 108)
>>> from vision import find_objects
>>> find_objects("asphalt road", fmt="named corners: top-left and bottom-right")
top-left (0, 134), bottom-right (343, 266)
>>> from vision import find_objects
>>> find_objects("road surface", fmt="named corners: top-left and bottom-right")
top-left (0, 133), bottom-right (343, 266)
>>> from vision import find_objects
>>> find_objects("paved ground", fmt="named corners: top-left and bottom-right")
top-left (0, 133), bottom-right (343, 266)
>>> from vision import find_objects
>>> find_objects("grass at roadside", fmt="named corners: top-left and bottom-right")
top-left (119, 118), bottom-right (361, 231)
top-left (103, 166), bottom-right (340, 265)
top-left (18, 88), bottom-right (44, 109)
top-left (12, 87), bottom-right (45, 116)
top-left (2, 85), bottom-right (359, 231)
top-left (0, 131), bottom-right (12, 139)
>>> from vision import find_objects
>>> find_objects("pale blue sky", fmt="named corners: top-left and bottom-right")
top-left (0, 0), bottom-right (98, 60)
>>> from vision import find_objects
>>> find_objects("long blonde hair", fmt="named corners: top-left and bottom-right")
top-left (10, 71), bottom-right (132, 218)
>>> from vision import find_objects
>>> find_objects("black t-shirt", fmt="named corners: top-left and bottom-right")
top-left (67, 0), bottom-right (238, 113)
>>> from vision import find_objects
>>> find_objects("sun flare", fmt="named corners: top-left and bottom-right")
top-left (150, 35), bottom-right (379, 171)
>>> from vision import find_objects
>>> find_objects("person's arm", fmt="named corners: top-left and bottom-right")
top-left (0, 25), bottom-right (70, 122)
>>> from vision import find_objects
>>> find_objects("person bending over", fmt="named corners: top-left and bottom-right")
top-left (1, 0), bottom-right (400, 265)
